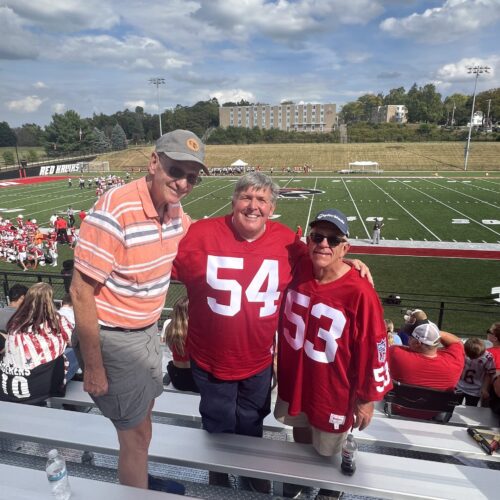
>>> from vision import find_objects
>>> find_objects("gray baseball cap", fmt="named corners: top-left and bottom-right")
top-left (410, 321), bottom-right (441, 346)
top-left (156, 129), bottom-right (208, 174)
top-left (310, 209), bottom-right (349, 236)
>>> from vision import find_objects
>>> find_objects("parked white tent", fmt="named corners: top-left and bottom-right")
top-left (230, 159), bottom-right (248, 167)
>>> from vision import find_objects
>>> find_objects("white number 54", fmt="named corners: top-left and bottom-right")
top-left (206, 256), bottom-right (280, 317)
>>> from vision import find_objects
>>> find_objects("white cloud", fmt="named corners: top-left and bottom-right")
top-left (198, 0), bottom-right (384, 42)
top-left (2, 0), bottom-right (119, 32)
top-left (0, 6), bottom-right (39, 59)
top-left (7, 95), bottom-right (45, 112)
top-left (124, 100), bottom-right (146, 110)
top-left (380, 0), bottom-right (500, 43)
top-left (33, 81), bottom-right (47, 89)
top-left (53, 103), bottom-right (66, 113)
top-left (436, 57), bottom-right (497, 82)
top-left (211, 89), bottom-right (256, 104)
top-left (46, 34), bottom-right (190, 71)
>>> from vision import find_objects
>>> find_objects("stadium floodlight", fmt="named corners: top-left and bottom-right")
top-left (464, 65), bottom-right (490, 171)
top-left (149, 77), bottom-right (166, 137)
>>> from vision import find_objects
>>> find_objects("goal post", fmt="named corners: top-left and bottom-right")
top-left (87, 161), bottom-right (110, 173)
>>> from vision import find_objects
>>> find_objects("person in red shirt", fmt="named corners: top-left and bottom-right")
top-left (388, 320), bottom-right (464, 419)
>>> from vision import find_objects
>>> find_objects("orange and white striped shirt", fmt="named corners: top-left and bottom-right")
top-left (74, 177), bottom-right (191, 328)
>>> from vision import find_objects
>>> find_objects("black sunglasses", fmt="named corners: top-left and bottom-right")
top-left (158, 154), bottom-right (201, 186)
top-left (309, 232), bottom-right (347, 247)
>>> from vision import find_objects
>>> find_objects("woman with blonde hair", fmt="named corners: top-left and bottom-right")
top-left (163, 296), bottom-right (198, 392)
top-left (385, 318), bottom-right (402, 346)
top-left (0, 283), bottom-right (74, 404)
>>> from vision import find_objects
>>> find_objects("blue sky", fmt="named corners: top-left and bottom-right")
top-left (1, 0), bottom-right (499, 127)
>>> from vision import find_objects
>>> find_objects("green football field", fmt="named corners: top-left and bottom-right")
top-left (1, 172), bottom-right (499, 336)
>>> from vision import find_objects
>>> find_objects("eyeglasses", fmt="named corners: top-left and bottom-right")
top-left (309, 232), bottom-right (347, 247)
top-left (158, 154), bottom-right (201, 186)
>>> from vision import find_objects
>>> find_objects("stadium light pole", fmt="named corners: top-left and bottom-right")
top-left (464, 65), bottom-right (490, 171)
top-left (149, 77), bottom-right (165, 137)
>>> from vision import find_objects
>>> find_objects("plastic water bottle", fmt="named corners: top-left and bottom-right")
top-left (46, 449), bottom-right (72, 500)
top-left (340, 433), bottom-right (357, 476)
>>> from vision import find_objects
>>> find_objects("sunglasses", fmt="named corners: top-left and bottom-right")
top-left (158, 154), bottom-right (201, 186)
top-left (309, 232), bottom-right (347, 247)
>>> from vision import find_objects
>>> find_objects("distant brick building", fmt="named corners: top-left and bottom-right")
top-left (219, 103), bottom-right (337, 133)
top-left (371, 105), bottom-right (408, 124)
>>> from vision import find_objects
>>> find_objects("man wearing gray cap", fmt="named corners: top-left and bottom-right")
top-left (275, 209), bottom-right (391, 500)
top-left (70, 129), bottom-right (207, 493)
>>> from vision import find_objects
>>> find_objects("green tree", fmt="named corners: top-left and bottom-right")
top-left (14, 123), bottom-right (44, 146)
top-left (90, 127), bottom-right (111, 153)
top-left (383, 87), bottom-right (407, 105)
top-left (0, 121), bottom-right (17, 147)
top-left (111, 123), bottom-right (127, 150)
top-left (2, 151), bottom-right (15, 165)
top-left (44, 110), bottom-right (93, 156)
top-left (27, 150), bottom-right (39, 162)
top-left (443, 94), bottom-right (469, 126)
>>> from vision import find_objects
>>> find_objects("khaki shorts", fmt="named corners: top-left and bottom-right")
top-left (274, 397), bottom-right (346, 456)
top-left (73, 324), bottom-right (163, 430)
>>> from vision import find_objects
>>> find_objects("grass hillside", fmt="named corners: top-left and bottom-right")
top-left (101, 142), bottom-right (500, 171)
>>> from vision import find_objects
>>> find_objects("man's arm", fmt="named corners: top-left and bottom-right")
top-left (352, 399), bottom-right (374, 430)
top-left (344, 258), bottom-right (374, 286)
top-left (70, 268), bottom-right (108, 396)
top-left (439, 330), bottom-right (462, 346)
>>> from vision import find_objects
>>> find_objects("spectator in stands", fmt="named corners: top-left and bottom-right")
top-left (59, 293), bottom-right (75, 326)
top-left (0, 284), bottom-right (28, 332)
top-left (399, 309), bottom-right (428, 345)
top-left (70, 129), bottom-right (207, 494)
top-left (172, 173), bottom-right (370, 492)
top-left (0, 283), bottom-right (74, 404)
top-left (489, 374), bottom-right (500, 416)
top-left (162, 296), bottom-right (198, 393)
top-left (486, 322), bottom-right (500, 370)
top-left (78, 209), bottom-right (87, 223)
top-left (385, 319), bottom-right (402, 346)
top-left (275, 209), bottom-right (391, 500)
top-left (388, 320), bottom-right (465, 419)
top-left (457, 338), bottom-right (495, 406)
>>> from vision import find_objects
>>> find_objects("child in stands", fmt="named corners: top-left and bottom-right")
top-left (163, 296), bottom-right (198, 393)
top-left (457, 338), bottom-right (495, 406)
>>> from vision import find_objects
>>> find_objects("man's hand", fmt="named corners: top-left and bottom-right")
top-left (84, 364), bottom-right (109, 396)
top-left (352, 400), bottom-right (374, 431)
top-left (344, 258), bottom-right (374, 286)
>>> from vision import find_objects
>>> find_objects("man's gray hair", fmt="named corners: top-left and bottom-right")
top-left (232, 172), bottom-right (280, 205)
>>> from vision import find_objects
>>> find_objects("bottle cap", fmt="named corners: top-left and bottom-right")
top-left (48, 449), bottom-right (58, 458)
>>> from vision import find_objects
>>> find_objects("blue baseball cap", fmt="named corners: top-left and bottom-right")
top-left (310, 209), bottom-right (349, 236)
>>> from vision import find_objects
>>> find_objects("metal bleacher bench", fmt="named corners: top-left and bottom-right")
top-left (49, 381), bottom-right (286, 432)
top-left (0, 463), bottom-right (193, 499)
top-left (0, 401), bottom-right (498, 500)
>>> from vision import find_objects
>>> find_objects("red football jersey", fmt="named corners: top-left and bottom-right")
top-left (277, 261), bottom-right (392, 433)
top-left (173, 215), bottom-right (306, 380)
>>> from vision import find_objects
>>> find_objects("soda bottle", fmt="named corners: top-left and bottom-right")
top-left (46, 449), bottom-right (72, 500)
top-left (340, 433), bottom-right (357, 475)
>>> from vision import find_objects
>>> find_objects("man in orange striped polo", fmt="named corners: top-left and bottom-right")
top-left (70, 129), bottom-right (207, 493)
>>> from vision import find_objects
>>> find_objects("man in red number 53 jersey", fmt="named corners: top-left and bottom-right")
top-left (275, 209), bottom-right (392, 497)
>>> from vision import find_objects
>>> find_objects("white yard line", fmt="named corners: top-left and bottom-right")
top-left (341, 178), bottom-right (370, 238)
top-left (422, 179), bottom-right (500, 208)
top-left (369, 178), bottom-right (442, 241)
top-left (393, 179), bottom-right (500, 238)
top-left (304, 177), bottom-right (319, 228)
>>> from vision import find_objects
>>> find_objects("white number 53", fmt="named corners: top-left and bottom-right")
top-left (206, 256), bottom-right (280, 317)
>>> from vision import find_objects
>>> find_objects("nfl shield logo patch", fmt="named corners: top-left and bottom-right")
top-left (377, 339), bottom-right (387, 363)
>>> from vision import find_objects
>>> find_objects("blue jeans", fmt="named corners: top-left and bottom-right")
top-left (191, 360), bottom-right (272, 437)
top-left (64, 347), bottom-right (80, 381)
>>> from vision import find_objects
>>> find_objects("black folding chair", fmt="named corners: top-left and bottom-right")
top-left (384, 380), bottom-right (464, 423)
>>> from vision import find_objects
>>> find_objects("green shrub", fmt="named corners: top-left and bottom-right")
top-left (2, 151), bottom-right (15, 165)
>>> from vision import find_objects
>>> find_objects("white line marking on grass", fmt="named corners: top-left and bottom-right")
top-left (341, 178), bottom-right (370, 238)
top-left (368, 179), bottom-right (441, 241)
top-left (399, 180), bottom-right (500, 237)
top-left (422, 179), bottom-right (499, 208)
top-left (304, 177), bottom-right (320, 228)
